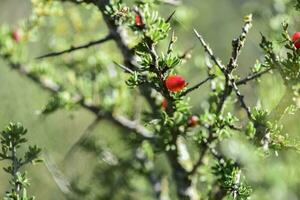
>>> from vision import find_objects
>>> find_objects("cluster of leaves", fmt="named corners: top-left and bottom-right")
top-left (212, 159), bottom-right (252, 200)
top-left (0, 123), bottom-right (41, 200)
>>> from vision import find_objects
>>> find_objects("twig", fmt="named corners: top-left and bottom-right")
top-left (64, 116), bottom-right (102, 161)
top-left (230, 77), bottom-right (253, 120)
top-left (191, 16), bottom-right (253, 177)
top-left (188, 147), bottom-right (208, 175)
top-left (179, 45), bottom-right (195, 60)
top-left (159, 0), bottom-right (181, 6)
top-left (111, 114), bottom-right (153, 138)
top-left (216, 78), bottom-right (231, 114)
top-left (166, 10), bottom-right (176, 23)
top-left (113, 61), bottom-right (135, 74)
top-left (179, 75), bottom-right (214, 97)
top-left (10, 62), bottom-right (61, 92)
top-left (43, 152), bottom-right (71, 194)
top-left (236, 67), bottom-right (272, 85)
top-left (222, 15), bottom-right (253, 120)
top-left (167, 31), bottom-right (176, 55)
top-left (36, 34), bottom-right (112, 59)
top-left (194, 28), bottom-right (231, 114)
top-left (227, 14), bottom-right (253, 72)
top-left (193, 29), bottom-right (226, 73)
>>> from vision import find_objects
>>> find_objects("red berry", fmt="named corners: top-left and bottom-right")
top-left (135, 15), bottom-right (143, 26)
top-left (292, 32), bottom-right (300, 49)
top-left (165, 75), bottom-right (186, 92)
top-left (188, 115), bottom-right (199, 127)
top-left (12, 29), bottom-right (22, 43)
top-left (162, 98), bottom-right (168, 110)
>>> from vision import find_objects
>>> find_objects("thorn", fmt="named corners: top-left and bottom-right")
top-left (166, 10), bottom-right (176, 23)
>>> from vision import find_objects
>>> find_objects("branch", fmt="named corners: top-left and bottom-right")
top-left (179, 45), bottom-right (194, 60)
top-left (9, 62), bottom-right (61, 92)
top-left (3, 59), bottom-right (153, 140)
top-left (191, 16), bottom-right (253, 177)
top-left (36, 34), bottom-right (113, 59)
top-left (226, 15), bottom-right (254, 120)
top-left (188, 147), bottom-right (208, 175)
top-left (193, 29), bottom-right (228, 113)
top-left (227, 14), bottom-right (252, 72)
top-left (159, 0), bottom-right (181, 6)
top-left (217, 15), bottom-right (253, 114)
top-left (269, 88), bottom-right (294, 120)
top-left (113, 61), bottom-right (135, 74)
top-left (179, 75), bottom-right (214, 97)
top-left (166, 11), bottom-right (176, 23)
top-left (193, 29), bottom-right (226, 73)
top-left (167, 31), bottom-right (176, 55)
top-left (43, 152), bottom-right (71, 194)
top-left (231, 79), bottom-right (253, 120)
top-left (46, 1), bottom-right (192, 199)
top-left (64, 116), bottom-right (102, 161)
top-left (111, 114), bottom-right (153, 138)
top-left (236, 67), bottom-right (272, 85)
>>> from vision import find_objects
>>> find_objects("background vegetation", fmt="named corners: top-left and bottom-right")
top-left (0, 0), bottom-right (300, 199)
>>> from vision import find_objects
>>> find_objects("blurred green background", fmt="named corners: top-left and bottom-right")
top-left (0, 0), bottom-right (299, 199)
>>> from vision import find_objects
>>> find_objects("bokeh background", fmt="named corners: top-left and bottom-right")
top-left (0, 0), bottom-right (299, 199)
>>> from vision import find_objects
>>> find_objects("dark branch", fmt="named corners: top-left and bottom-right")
top-left (231, 80), bottom-right (253, 120)
top-left (188, 147), bottom-right (208, 175)
top-left (180, 75), bottom-right (214, 97)
top-left (236, 67), bottom-right (272, 85)
top-left (179, 45), bottom-right (194, 60)
top-left (36, 34), bottom-right (112, 59)
top-left (166, 10), bottom-right (176, 23)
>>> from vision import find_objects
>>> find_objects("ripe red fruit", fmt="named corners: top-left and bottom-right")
top-left (162, 98), bottom-right (168, 110)
top-left (188, 115), bottom-right (199, 127)
top-left (12, 29), bottom-right (22, 43)
top-left (135, 14), bottom-right (143, 26)
top-left (165, 75), bottom-right (186, 92)
top-left (292, 32), bottom-right (300, 49)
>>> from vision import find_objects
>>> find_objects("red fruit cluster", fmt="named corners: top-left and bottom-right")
top-left (188, 115), bottom-right (199, 127)
top-left (135, 14), bottom-right (143, 27)
top-left (292, 32), bottom-right (300, 49)
top-left (165, 75), bottom-right (186, 92)
top-left (12, 29), bottom-right (22, 43)
top-left (162, 98), bottom-right (168, 110)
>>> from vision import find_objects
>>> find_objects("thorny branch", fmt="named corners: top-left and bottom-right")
top-left (1, 58), bottom-right (153, 140)
top-left (193, 29), bottom-right (226, 73)
top-left (236, 67), bottom-right (273, 85)
top-left (37, 34), bottom-right (113, 59)
top-left (3, 0), bottom-right (292, 199)
top-left (179, 75), bottom-right (215, 97)
top-left (190, 15), bottom-right (254, 186)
